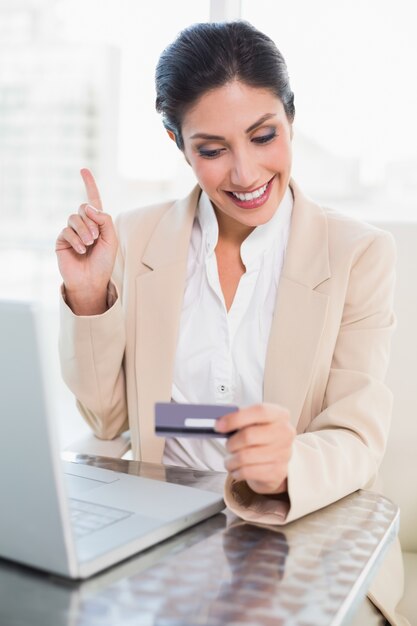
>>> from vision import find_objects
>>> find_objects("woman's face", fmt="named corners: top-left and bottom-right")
top-left (181, 81), bottom-right (293, 231)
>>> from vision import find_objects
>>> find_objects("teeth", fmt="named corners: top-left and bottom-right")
top-left (232, 182), bottom-right (268, 201)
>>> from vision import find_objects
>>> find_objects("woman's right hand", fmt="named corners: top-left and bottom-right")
top-left (56, 169), bottom-right (119, 315)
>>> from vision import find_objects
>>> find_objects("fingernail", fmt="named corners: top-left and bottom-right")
top-left (214, 419), bottom-right (224, 432)
top-left (77, 245), bottom-right (86, 254)
top-left (91, 228), bottom-right (99, 239)
top-left (87, 204), bottom-right (99, 213)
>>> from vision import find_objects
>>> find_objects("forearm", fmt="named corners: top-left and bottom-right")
top-left (223, 425), bottom-right (383, 526)
top-left (59, 283), bottom-right (128, 439)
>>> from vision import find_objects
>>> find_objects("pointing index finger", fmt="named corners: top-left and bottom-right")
top-left (80, 168), bottom-right (102, 211)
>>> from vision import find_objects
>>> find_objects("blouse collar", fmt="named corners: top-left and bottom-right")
top-left (197, 186), bottom-right (293, 268)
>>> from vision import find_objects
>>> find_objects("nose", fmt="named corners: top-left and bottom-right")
top-left (229, 150), bottom-right (259, 190)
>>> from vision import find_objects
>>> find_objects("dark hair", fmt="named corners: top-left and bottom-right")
top-left (155, 21), bottom-right (295, 150)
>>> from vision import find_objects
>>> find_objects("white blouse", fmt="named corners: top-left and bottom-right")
top-left (163, 187), bottom-right (293, 471)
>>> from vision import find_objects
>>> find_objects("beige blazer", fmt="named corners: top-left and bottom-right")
top-left (59, 180), bottom-right (408, 625)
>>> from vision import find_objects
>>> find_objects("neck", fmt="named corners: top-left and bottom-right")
top-left (214, 207), bottom-right (255, 247)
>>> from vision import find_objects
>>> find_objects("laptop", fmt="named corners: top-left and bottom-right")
top-left (0, 300), bottom-right (225, 580)
top-left (0, 513), bottom-right (227, 625)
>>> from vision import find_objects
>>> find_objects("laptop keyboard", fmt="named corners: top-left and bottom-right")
top-left (69, 498), bottom-right (133, 538)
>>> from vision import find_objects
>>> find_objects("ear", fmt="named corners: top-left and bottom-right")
top-left (166, 129), bottom-right (191, 165)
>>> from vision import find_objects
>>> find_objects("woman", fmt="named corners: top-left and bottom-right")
top-left (56, 21), bottom-right (406, 625)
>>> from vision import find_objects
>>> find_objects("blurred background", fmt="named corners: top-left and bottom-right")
top-left (1, 0), bottom-right (416, 447)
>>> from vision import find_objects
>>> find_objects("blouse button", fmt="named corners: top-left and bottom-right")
top-left (217, 384), bottom-right (228, 393)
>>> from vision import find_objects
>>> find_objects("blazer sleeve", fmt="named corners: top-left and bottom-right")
top-left (58, 219), bottom-right (128, 440)
top-left (224, 230), bottom-right (397, 524)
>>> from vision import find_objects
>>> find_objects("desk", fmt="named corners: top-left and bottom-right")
top-left (0, 453), bottom-right (398, 626)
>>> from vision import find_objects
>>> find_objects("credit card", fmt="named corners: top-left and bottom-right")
top-left (155, 402), bottom-right (238, 438)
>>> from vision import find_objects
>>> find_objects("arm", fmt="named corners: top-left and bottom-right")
top-left (57, 169), bottom-right (128, 440)
top-left (59, 254), bottom-right (128, 440)
top-left (222, 230), bottom-right (396, 523)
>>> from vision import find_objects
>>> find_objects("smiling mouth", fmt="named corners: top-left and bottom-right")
top-left (226, 176), bottom-right (275, 202)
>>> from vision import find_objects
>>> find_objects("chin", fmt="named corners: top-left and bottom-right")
top-left (233, 191), bottom-right (283, 225)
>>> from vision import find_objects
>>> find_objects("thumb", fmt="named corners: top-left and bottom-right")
top-left (85, 205), bottom-right (117, 245)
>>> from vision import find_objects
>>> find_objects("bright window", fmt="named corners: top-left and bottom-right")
top-left (0, 0), bottom-right (210, 255)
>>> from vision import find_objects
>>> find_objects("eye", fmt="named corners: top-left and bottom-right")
top-left (198, 148), bottom-right (226, 159)
top-left (252, 130), bottom-right (277, 145)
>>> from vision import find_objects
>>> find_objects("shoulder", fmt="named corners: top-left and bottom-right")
top-left (322, 206), bottom-right (396, 266)
top-left (114, 185), bottom-right (200, 255)
top-left (115, 199), bottom-right (176, 247)
top-left (290, 180), bottom-right (396, 268)
top-left (322, 205), bottom-right (395, 250)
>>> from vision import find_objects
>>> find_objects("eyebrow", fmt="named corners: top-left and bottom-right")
top-left (189, 113), bottom-right (277, 141)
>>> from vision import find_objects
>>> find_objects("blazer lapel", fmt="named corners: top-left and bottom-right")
top-left (133, 180), bottom-right (330, 460)
top-left (135, 186), bottom-right (200, 462)
top-left (264, 181), bottom-right (331, 429)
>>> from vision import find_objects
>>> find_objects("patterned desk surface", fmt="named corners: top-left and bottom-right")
top-left (0, 453), bottom-right (399, 626)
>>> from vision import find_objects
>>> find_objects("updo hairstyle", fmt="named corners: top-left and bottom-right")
top-left (155, 21), bottom-right (295, 150)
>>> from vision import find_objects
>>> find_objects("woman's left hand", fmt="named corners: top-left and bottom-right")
top-left (215, 403), bottom-right (296, 495)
